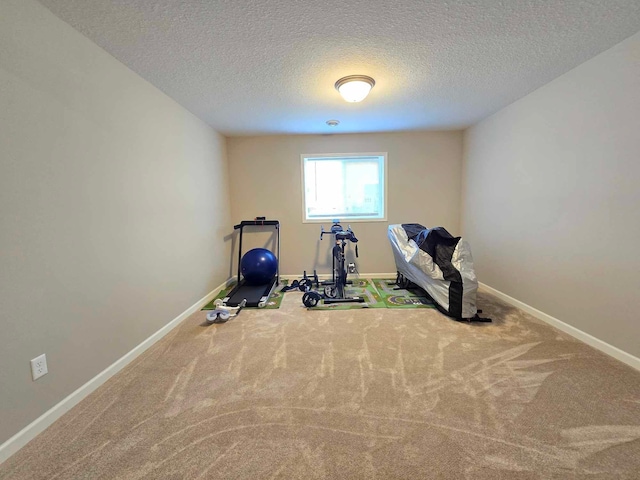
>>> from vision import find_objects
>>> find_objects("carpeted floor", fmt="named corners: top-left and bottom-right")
top-left (2, 288), bottom-right (640, 479)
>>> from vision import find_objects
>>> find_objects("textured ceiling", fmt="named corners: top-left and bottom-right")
top-left (38, 0), bottom-right (640, 136)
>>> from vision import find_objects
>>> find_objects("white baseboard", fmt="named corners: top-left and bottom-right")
top-left (0, 279), bottom-right (231, 464)
top-left (280, 272), bottom-right (396, 281)
top-left (360, 273), bottom-right (397, 279)
top-left (479, 282), bottom-right (640, 371)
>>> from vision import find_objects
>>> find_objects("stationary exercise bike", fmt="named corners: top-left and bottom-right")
top-left (302, 221), bottom-right (365, 307)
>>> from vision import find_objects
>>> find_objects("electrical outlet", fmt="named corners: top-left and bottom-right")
top-left (30, 354), bottom-right (48, 381)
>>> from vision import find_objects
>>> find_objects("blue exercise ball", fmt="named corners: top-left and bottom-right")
top-left (241, 248), bottom-right (277, 286)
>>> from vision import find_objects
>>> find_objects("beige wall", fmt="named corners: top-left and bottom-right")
top-left (227, 131), bottom-right (463, 275)
top-left (462, 32), bottom-right (640, 358)
top-left (0, 0), bottom-right (231, 444)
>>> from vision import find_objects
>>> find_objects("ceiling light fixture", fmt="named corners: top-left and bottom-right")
top-left (326, 119), bottom-right (340, 127)
top-left (335, 75), bottom-right (375, 103)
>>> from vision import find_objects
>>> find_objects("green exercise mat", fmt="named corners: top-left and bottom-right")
top-left (371, 278), bottom-right (436, 309)
top-left (305, 278), bottom-right (386, 310)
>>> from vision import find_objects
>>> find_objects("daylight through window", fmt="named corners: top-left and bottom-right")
top-left (302, 153), bottom-right (387, 221)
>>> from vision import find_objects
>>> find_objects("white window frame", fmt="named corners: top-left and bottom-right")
top-left (300, 152), bottom-right (388, 223)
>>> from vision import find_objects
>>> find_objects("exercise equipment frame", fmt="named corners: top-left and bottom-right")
top-left (222, 219), bottom-right (280, 308)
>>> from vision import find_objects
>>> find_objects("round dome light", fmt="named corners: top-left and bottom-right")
top-left (334, 75), bottom-right (375, 103)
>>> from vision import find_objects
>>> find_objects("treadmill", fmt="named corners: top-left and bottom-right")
top-left (222, 219), bottom-right (280, 308)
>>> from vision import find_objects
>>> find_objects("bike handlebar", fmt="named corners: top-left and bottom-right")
top-left (320, 223), bottom-right (358, 243)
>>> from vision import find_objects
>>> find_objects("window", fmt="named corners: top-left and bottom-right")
top-left (301, 153), bottom-right (387, 222)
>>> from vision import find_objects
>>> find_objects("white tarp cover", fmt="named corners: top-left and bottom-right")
top-left (388, 224), bottom-right (478, 319)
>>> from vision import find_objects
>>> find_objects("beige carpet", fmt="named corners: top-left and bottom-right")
top-left (2, 289), bottom-right (640, 479)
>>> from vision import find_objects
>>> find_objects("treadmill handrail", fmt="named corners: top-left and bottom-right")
top-left (234, 220), bottom-right (279, 229)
